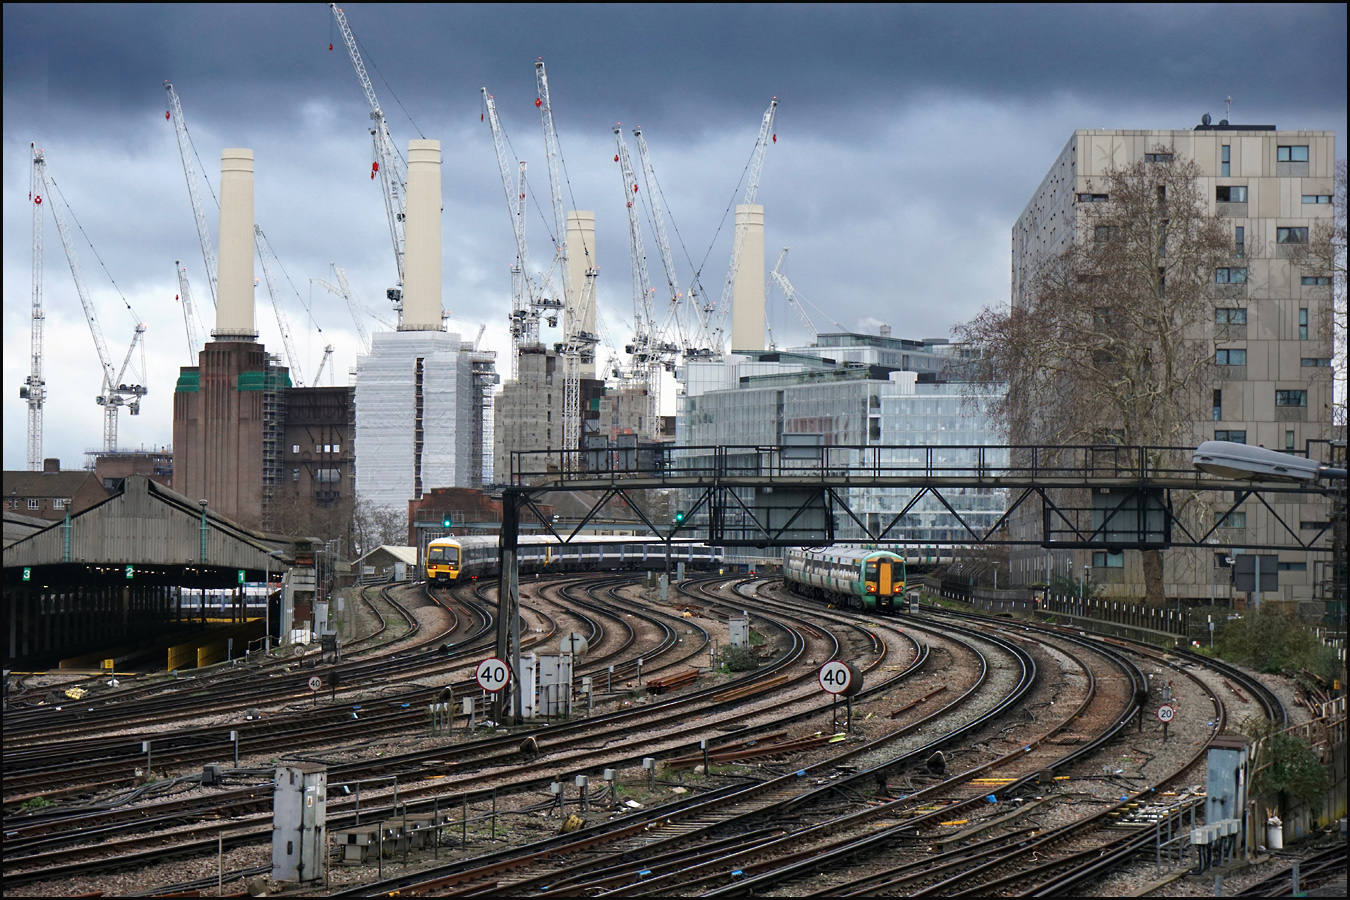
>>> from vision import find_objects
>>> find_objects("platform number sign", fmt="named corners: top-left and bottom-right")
top-left (22, 567), bottom-right (31, 582)
top-left (237, 569), bottom-right (245, 584)
top-left (476, 658), bottom-right (511, 693)
top-left (818, 661), bottom-right (862, 696)
top-left (1156, 704), bottom-right (1176, 724)
top-left (125, 565), bottom-right (134, 580)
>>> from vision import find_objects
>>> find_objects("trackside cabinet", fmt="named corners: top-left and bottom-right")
top-left (272, 763), bottom-right (327, 883)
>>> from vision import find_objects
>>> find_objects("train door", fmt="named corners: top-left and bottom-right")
top-left (879, 560), bottom-right (892, 597)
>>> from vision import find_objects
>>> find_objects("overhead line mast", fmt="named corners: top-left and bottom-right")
top-left (330, 3), bottom-right (407, 289)
top-left (23, 145), bottom-right (47, 470)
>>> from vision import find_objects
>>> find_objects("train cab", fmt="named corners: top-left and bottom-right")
top-left (426, 540), bottom-right (460, 583)
top-left (864, 555), bottom-right (900, 610)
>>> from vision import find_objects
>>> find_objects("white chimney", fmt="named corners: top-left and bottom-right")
top-left (214, 149), bottom-right (256, 338)
top-left (399, 139), bottom-right (443, 331)
top-left (565, 210), bottom-right (596, 376)
top-left (730, 204), bottom-right (765, 352)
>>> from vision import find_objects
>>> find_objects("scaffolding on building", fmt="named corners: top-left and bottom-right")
top-left (472, 350), bottom-right (498, 487)
top-left (261, 355), bottom-right (288, 530)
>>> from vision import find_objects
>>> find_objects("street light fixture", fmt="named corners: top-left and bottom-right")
top-left (1193, 441), bottom-right (1345, 482)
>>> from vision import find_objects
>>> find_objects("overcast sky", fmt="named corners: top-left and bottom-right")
top-left (4, 3), bottom-right (1346, 471)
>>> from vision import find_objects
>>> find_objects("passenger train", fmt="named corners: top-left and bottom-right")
top-left (424, 534), bottom-right (721, 584)
top-left (783, 546), bottom-right (909, 612)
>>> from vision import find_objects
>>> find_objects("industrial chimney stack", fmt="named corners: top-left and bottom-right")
top-left (399, 139), bottom-right (444, 331)
top-left (730, 204), bottom-right (765, 352)
top-left (565, 210), bottom-right (597, 377)
top-left (214, 149), bottom-right (257, 338)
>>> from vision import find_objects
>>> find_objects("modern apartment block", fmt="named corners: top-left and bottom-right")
top-left (1010, 124), bottom-right (1337, 608)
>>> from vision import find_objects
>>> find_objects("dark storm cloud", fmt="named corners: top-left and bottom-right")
top-left (8, 4), bottom-right (1346, 131)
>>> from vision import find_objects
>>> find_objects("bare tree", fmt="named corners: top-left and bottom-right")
top-left (956, 149), bottom-right (1234, 602)
top-left (351, 496), bottom-right (409, 552)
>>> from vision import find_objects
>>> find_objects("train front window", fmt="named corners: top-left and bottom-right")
top-left (864, 562), bottom-right (878, 581)
top-left (428, 547), bottom-right (459, 564)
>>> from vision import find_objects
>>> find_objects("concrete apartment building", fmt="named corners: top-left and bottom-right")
top-left (1010, 124), bottom-right (1337, 607)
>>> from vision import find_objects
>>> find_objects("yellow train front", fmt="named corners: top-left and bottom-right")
top-left (424, 536), bottom-right (499, 583)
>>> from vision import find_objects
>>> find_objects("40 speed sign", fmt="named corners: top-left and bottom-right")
top-left (817, 660), bottom-right (863, 697)
top-left (475, 658), bottom-right (511, 693)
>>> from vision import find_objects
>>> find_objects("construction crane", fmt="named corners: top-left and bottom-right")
top-left (535, 59), bottom-right (597, 465)
top-left (174, 260), bottom-right (205, 361)
top-left (40, 154), bottom-right (147, 451)
top-left (769, 247), bottom-right (844, 346)
top-left (21, 145), bottom-right (47, 470)
top-left (632, 127), bottom-right (709, 358)
top-left (613, 126), bottom-right (676, 440)
top-left (313, 344), bottom-right (335, 385)
top-left (707, 98), bottom-right (778, 353)
top-left (330, 3), bottom-right (406, 289)
top-left (254, 226), bottom-right (305, 386)
top-left (164, 81), bottom-right (218, 307)
top-left (483, 89), bottom-right (561, 379)
top-left (313, 263), bottom-right (381, 355)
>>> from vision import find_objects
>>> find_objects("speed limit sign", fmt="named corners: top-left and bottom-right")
top-left (475, 658), bottom-right (511, 693)
top-left (1156, 704), bottom-right (1176, 723)
top-left (818, 661), bottom-right (863, 697)
top-left (308, 675), bottom-right (322, 692)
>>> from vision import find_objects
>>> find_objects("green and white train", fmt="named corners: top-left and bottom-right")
top-left (784, 547), bottom-right (908, 612)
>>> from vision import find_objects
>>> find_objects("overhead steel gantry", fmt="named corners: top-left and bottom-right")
top-left (488, 442), bottom-right (1342, 722)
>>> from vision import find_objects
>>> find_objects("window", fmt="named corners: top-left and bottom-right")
top-left (1216, 185), bottom-right (1247, 202)
top-left (1094, 225), bottom-right (1120, 242)
top-left (1215, 349), bottom-right (1246, 365)
top-left (1276, 561), bottom-right (1307, 572)
top-left (1215, 267), bottom-right (1247, 283)
top-left (1092, 551), bottom-right (1125, 568)
top-left (1214, 430), bottom-right (1246, 443)
top-left (291, 444), bottom-right (299, 454)
top-left (315, 444), bottom-right (323, 454)
top-left (292, 468), bottom-right (300, 482)
top-left (1277, 227), bottom-right (1309, 244)
top-left (53, 498), bottom-right (67, 510)
top-left (1276, 145), bottom-right (1309, 162)
top-left (27, 499), bottom-right (38, 510)
top-left (1299, 308), bottom-right (1308, 340)
top-left (1275, 389), bottom-right (1307, 407)
top-left (1216, 511), bottom-right (1246, 528)
top-left (1212, 389), bottom-right (1222, 422)
top-left (1301, 276), bottom-right (1331, 286)
top-left (1234, 225), bottom-right (1244, 257)
top-left (1093, 308), bottom-right (1116, 326)
top-left (1145, 152), bottom-right (1174, 163)
top-left (1302, 194), bottom-right (1332, 204)
top-left (1301, 357), bottom-right (1331, 367)
top-left (1077, 193), bottom-right (1109, 203)
top-left (1221, 144), bottom-right (1230, 177)
top-left (1300, 520), bottom-right (1327, 531)
top-left (1215, 308), bottom-right (1247, 325)
top-left (333, 443), bottom-right (341, 455)
top-left (324, 444), bottom-right (332, 454)
top-left (1286, 430), bottom-right (1296, 450)
top-left (315, 467), bottom-right (342, 483)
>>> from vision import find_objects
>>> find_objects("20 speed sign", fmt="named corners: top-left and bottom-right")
top-left (475, 658), bottom-right (511, 693)
top-left (817, 661), bottom-right (863, 697)
top-left (1156, 704), bottom-right (1176, 723)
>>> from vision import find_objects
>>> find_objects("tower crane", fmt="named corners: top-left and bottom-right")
top-left (164, 81), bottom-right (218, 307)
top-left (768, 247), bottom-right (842, 344)
top-left (313, 263), bottom-right (379, 355)
top-left (313, 344), bottom-right (335, 385)
top-left (707, 98), bottom-right (778, 353)
top-left (40, 154), bottom-right (147, 451)
top-left (174, 261), bottom-right (206, 361)
top-left (329, 3), bottom-right (406, 290)
top-left (613, 126), bottom-right (676, 440)
top-left (632, 127), bottom-right (711, 358)
top-left (22, 144), bottom-right (47, 470)
top-left (535, 58), bottom-right (597, 465)
top-left (254, 226), bottom-right (305, 386)
top-left (483, 89), bottom-right (560, 378)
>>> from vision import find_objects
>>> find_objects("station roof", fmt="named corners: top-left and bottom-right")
top-left (3, 475), bottom-right (299, 585)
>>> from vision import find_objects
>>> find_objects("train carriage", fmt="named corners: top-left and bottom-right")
top-left (424, 535), bottom-right (720, 584)
top-left (783, 546), bottom-right (907, 612)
